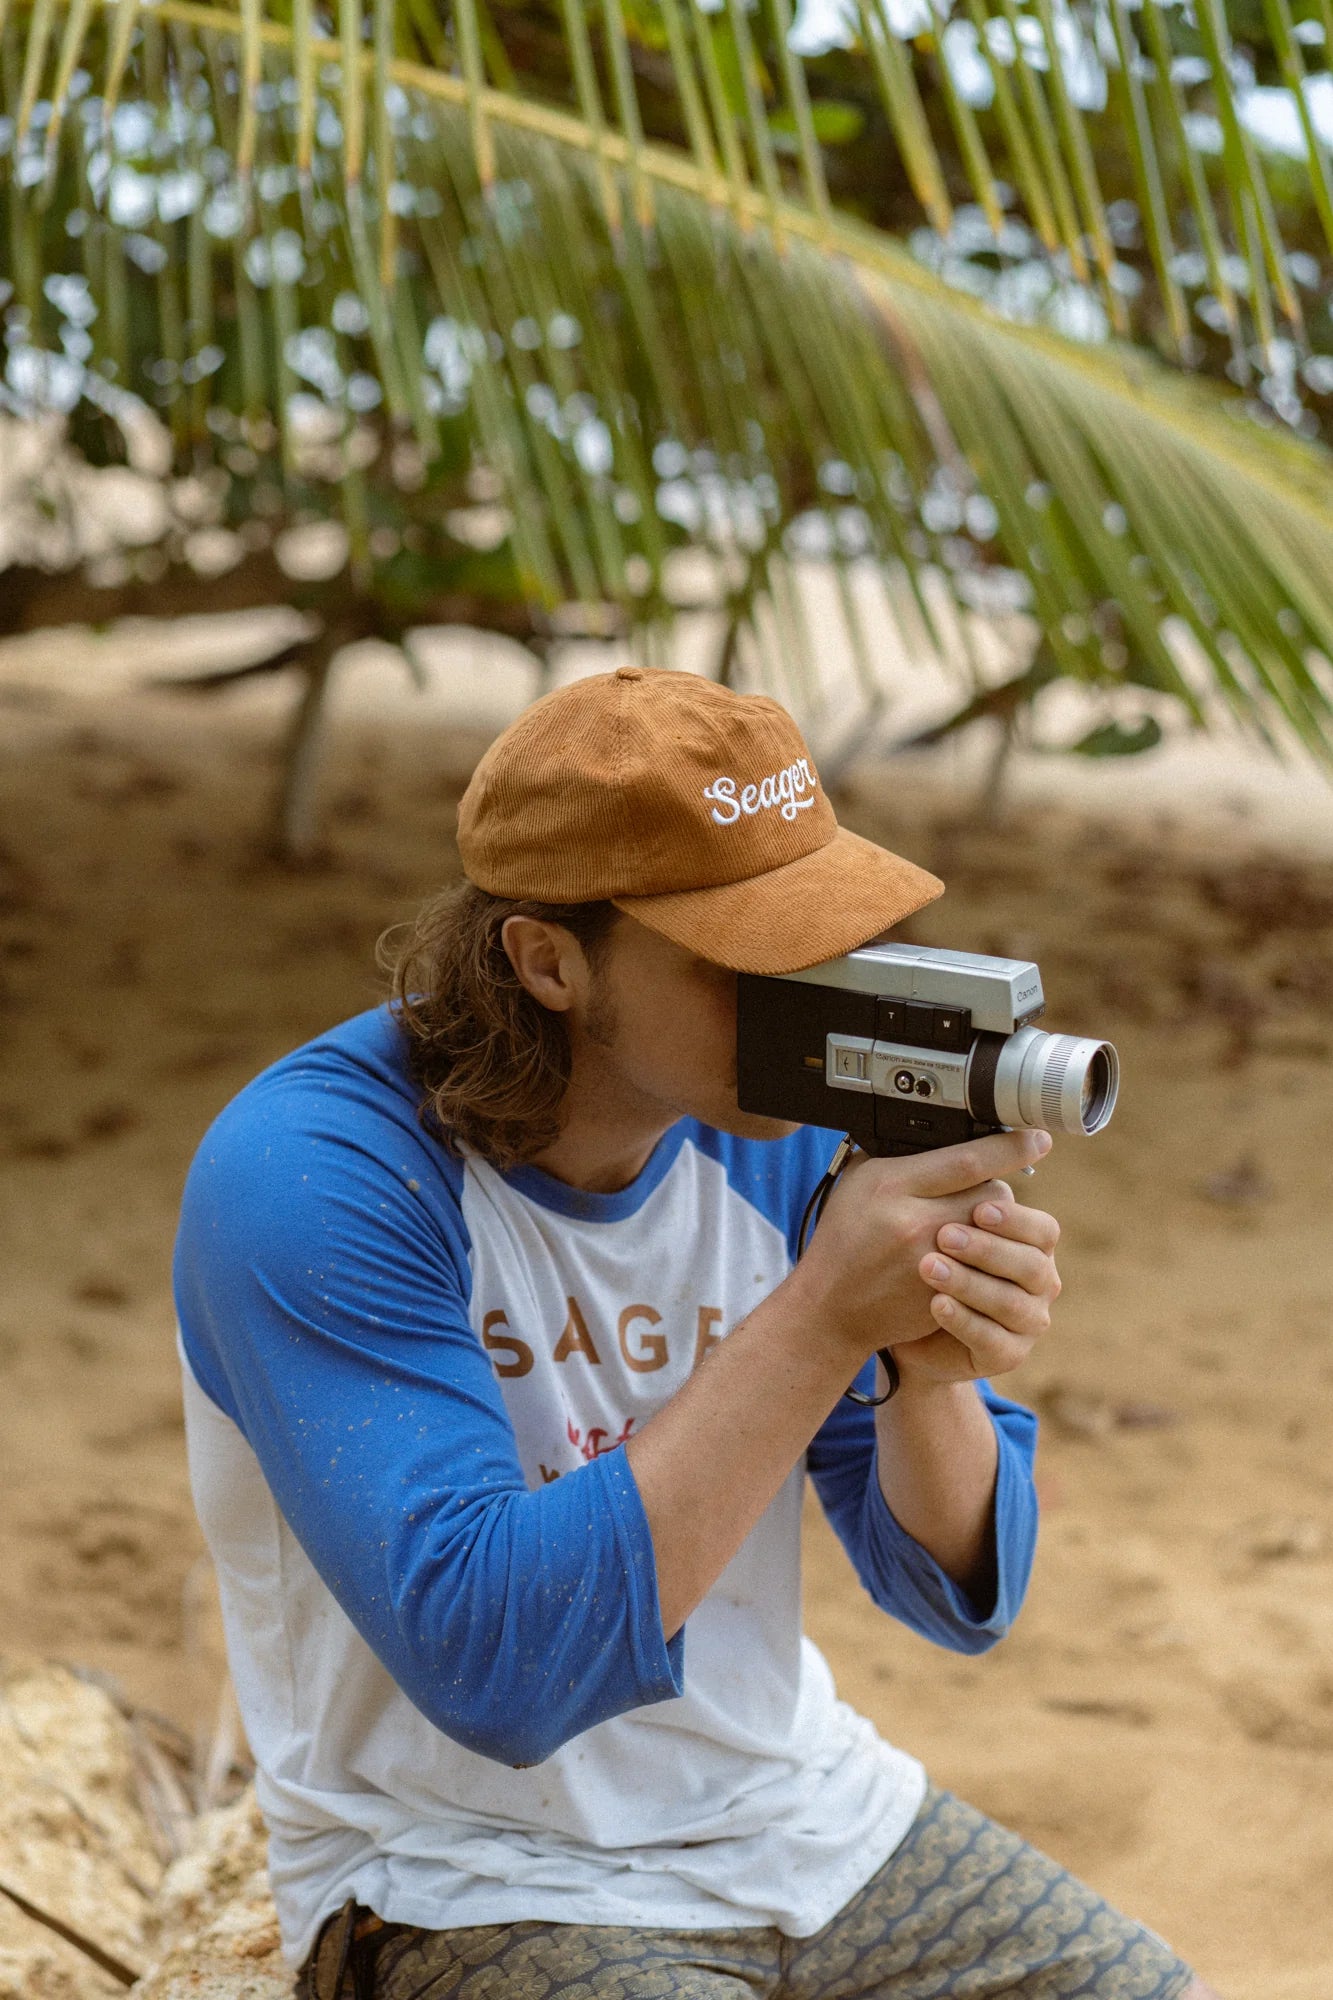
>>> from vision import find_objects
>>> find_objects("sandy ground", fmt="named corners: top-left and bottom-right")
top-left (1, 628), bottom-right (1332, 1999)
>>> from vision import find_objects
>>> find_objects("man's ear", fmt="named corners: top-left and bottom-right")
top-left (501, 915), bottom-right (582, 1014)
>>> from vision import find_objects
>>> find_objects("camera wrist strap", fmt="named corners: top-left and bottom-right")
top-left (796, 1136), bottom-right (900, 1406)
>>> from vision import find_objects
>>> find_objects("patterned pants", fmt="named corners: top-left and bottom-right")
top-left (299, 1787), bottom-right (1195, 2000)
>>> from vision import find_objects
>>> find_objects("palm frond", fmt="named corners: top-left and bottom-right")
top-left (4, 0), bottom-right (1333, 766)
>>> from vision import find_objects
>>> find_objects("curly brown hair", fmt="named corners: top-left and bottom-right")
top-left (378, 881), bottom-right (621, 1172)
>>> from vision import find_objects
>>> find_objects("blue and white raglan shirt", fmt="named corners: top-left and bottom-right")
top-left (173, 1002), bottom-right (1039, 1966)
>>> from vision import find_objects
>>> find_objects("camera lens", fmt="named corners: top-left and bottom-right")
top-left (983, 1028), bottom-right (1119, 1136)
top-left (893, 1069), bottom-right (915, 1094)
top-left (1079, 1045), bottom-right (1117, 1132)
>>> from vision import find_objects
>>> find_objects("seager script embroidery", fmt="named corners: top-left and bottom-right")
top-left (703, 759), bottom-right (817, 825)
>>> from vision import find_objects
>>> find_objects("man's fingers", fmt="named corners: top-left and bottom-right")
top-left (969, 1198), bottom-right (1060, 1254)
top-left (921, 1255), bottom-right (1053, 1339)
top-left (931, 1223), bottom-right (1057, 1294)
top-left (887, 1128), bottom-right (1051, 1200)
top-left (923, 1293), bottom-right (1030, 1374)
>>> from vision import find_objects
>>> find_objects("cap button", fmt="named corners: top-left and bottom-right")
top-left (615, 666), bottom-right (644, 682)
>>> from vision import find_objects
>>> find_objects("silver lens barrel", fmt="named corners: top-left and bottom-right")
top-left (986, 1027), bottom-right (1120, 1136)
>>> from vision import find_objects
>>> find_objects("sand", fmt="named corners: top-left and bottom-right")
top-left (1, 627), bottom-right (1331, 1999)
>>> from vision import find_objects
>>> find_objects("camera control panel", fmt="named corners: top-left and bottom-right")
top-left (827, 1032), bottom-right (971, 1113)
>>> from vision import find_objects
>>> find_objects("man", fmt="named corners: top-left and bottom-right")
top-left (174, 666), bottom-right (1216, 1999)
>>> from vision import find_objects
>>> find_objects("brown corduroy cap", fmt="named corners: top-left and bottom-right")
top-left (456, 667), bottom-right (943, 976)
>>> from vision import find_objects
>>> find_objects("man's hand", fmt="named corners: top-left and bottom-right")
top-left (797, 1127), bottom-right (1058, 1380)
top-left (903, 1176), bottom-right (1061, 1387)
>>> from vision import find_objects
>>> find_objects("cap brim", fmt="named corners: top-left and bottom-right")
top-left (611, 827), bottom-right (943, 975)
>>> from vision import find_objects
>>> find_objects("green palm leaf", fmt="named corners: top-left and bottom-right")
top-left (4, 0), bottom-right (1333, 780)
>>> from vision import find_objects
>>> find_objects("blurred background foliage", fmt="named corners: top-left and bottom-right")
top-left (7, 0), bottom-right (1333, 848)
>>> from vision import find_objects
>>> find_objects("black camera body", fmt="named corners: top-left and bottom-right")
top-left (737, 940), bottom-right (1117, 1157)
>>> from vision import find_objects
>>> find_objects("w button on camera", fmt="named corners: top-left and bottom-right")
top-left (930, 1006), bottom-right (971, 1051)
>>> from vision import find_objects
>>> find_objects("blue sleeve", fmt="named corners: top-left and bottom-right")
top-left (807, 1368), bottom-right (1038, 1654)
top-left (172, 1069), bottom-right (683, 1767)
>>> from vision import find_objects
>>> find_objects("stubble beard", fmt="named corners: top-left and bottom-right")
top-left (583, 976), bottom-right (620, 1054)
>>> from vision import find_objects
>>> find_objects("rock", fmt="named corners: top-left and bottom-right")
top-left (1036, 1382), bottom-right (1180, 1442)
top-left (1110, 1399), bottom-right (1179, 1431)
top-left (130, 1790), bottom-right (286, 2000)
top-left (0, 1663), bottom-right (285, 2000)
top-left (1037, 1384), bottom-right (1115, 1441)
top-left (1041, 1695), bottom-right (1153, 1728)
top-left (1194, 1154), bottom-right (1273, 1206)
top-left (0, 1659), bottom-right (164, 1992)
top-left (1221, 1675), bottom-right (1333, 1753)
top-left (1239, 1515), bottom-right (1326, 1562)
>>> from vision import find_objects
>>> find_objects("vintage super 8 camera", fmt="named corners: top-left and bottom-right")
top-left (737, 940), bottom-right (1119, 1157)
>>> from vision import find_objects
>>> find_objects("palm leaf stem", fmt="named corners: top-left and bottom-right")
top-left (765, 0), bottom-right (829, 224)
top-left (1138, 0), bottom-right (1240, 356)
top-left (558, 0), bottom-right (622, 236)
top-left (413, 193), bottom-right (562, 597)
top-left (926, 16), bottom-right (1005, 238)
top-left (722, 0), bottom-right (786, 249)
top-left (100, 0), bottom-right (139, 123)
top-left (1104, 0), bottom-right (1189, 355)
top-left (600, 0), bottom-right (653, 232)
top-left (1193, 0), bottom-right (1299, 331)
top-left (236, 0), bottom-right (261, 191)
top-left (655, 0), bottom-right (721, 200)
top-left (373, 0), bottom-right (399, 287)
top-left (13, 0), bottom-right (52, 137)
top-left (960, 0), bottom-right (1058, 253)
top-left (337, 0), bottom-right (365, 184)
top-left (292, 0), bottom-right (317, 177)
top-left (856, 0), bottom-right (951, 238)
top-left (992, 0), bottom-right (1090, 283)
top-left (36, 0), bottom-right (92, 180)
top-left (686, 0), bottom-right (753, 234)
top-left (1239, 186), bottom-right (1279, 358)
top-left (1028, 0), bottom-right (1124, 329)
top-left (454, 0), bottom-right (496, 192)
top-left (1261, 0), bottom-right (1333, 259)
